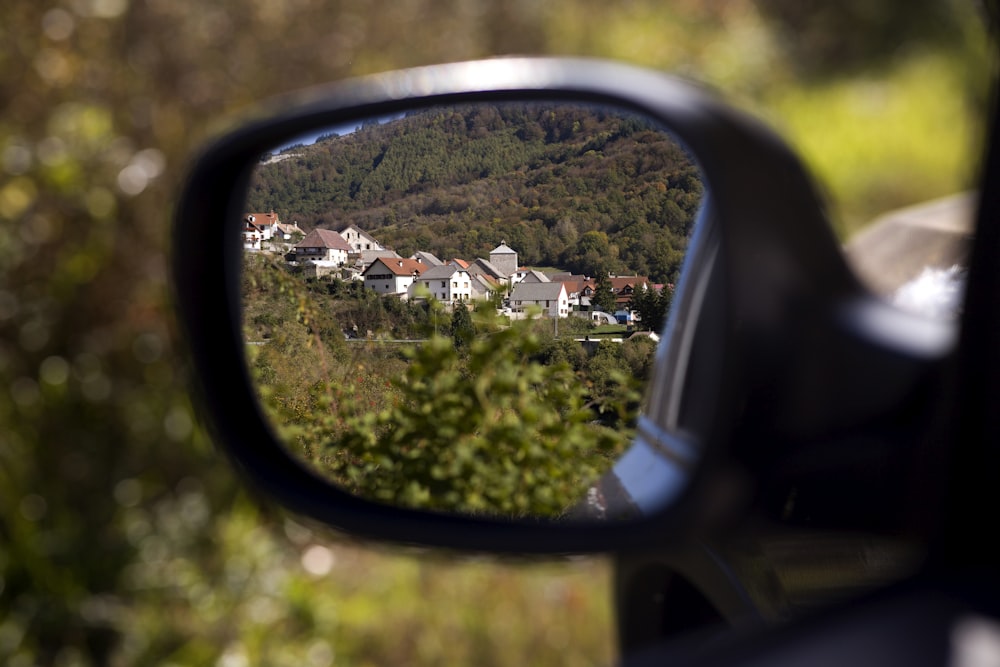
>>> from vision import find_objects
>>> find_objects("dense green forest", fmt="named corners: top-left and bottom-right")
top-left (246, 103), bottom-right (702, 283)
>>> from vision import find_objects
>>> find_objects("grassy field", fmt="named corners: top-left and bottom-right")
top-left (589, 325), bottom-right (632, 336)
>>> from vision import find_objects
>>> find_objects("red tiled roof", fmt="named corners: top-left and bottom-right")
top-left (608, 276), bottom-right (649, 292)
top-left (296, 228), bottom-right (352, 251)
top-left (245, 212), bottom-right (279, 225)
top-left (366, 257), bottom-right (429, 277)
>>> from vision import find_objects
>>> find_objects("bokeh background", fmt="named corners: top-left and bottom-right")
top-left (0, 1), bottom-right (993, 664)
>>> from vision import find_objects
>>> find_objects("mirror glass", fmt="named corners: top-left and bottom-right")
top-left (240, 101), bottom-right (703, 520)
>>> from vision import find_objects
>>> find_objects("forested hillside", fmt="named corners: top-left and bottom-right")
top-left (246, 103), bottom-right (702, 283)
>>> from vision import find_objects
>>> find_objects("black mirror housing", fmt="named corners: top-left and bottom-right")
top-left (173, 58), bottom-right (953, 554)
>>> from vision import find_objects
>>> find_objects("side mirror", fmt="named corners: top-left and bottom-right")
top-left (174, 58), bottom-right (954, 554)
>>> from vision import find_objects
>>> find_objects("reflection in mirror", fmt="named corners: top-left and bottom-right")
top-left (240, 102), bottom-right (703, 520)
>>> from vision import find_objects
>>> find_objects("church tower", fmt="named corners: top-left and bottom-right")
top-left (489, 241), bottom-right (518, 282)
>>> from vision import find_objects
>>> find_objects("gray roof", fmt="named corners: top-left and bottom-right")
top-left (490, 242), bottom-right (516, 255)
top-left (360, 249), bottom-right (400, 264)
top-left (520, 269), bottom-right (551, 283)
top-left (418, 264), bottom-right (464, 280)
top-left (546, 272), bottom-right (586, 283)
top-left (510, 282), bottom-right (566, 302)
top-left (469, 258), bottom-right (506, 280)
top-left (470, 274), bottom-right (496, 295)
top-left (411, 251), bottom-right (444, 266)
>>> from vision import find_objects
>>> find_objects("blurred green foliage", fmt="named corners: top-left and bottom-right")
top-left (0, 0), bottom-right (991, 664)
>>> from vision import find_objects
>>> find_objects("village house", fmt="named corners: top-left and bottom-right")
top-left (547, 272), bottom-right (590, 309)
top-left (242, 213), bottom-right (276, 251)
top-left (509, 281), bottom-right (569, 319)
top-left (355, 249), bottom-right (401, 272)
top-left (470, 272), bottom-right (501, 301)
top-left (242, 212), bottom-right (305, 253)
top-left (293, 228), bottom-right (352, 265)
top-left (466, 257), bottom-right (507, 286)
top-left (410, 251), bottom-right (444, 267)
top-left (271, 220), bottom-right (304, 243)
top-left (339, 224), bottom-right (384, 253)
top-left (518, 269), bottom-right (551, 284)
top-left (577, 275), bottom-right (651, 310)
top-left (409, 264), bottom-right (474, 304)
top-left (362, 257), bottom-right (428, 298)
top-left (608, 275), bottom-right (651, 308)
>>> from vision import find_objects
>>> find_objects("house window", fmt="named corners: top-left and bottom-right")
top-left (441, 281), bottom-right (446, 288)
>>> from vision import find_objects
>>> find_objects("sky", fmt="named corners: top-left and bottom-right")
top-left (274, 112), bottom-right (405, 154)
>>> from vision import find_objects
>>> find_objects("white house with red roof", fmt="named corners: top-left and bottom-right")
top-left (243, 212), bottom-right (277, 251)
top-left (271, 220), bottom-right (304, 242)
top-left (293, 228), bottom-right (352, 264)
top-left (362, 257), bottom-right (428, 298)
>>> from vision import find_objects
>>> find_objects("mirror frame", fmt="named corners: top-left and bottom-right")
top-left (173, 58), bottom-right (952, 553)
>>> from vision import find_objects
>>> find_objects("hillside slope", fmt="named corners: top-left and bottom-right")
top-left (247, 103), bottom-right (702, 283)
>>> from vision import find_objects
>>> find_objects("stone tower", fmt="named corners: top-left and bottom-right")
top-left (489, 241), bottom-right (518, 282)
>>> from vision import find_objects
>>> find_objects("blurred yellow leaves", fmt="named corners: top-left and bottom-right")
top-left (0, 177), bottom-right (35, 220)
top-left (71, 0), bottom-right (129, 20)
top-left (41, 9), bottom-right (76, 41)
top-left (769, 53), bottom-right (983, 236)
top-left (33, 48), bottom-right (76, 86)
top-left (48, 103), bottom-right (114, 150)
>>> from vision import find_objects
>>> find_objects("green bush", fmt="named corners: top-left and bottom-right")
top-left (322, 323), bottom-right (630, 516)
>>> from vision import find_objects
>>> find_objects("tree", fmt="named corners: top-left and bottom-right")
top-left (592, 275), bottom-right (617, 314)
top-left (630, 284), bottom-right (671, 332)
top-left (450, 300), bottom-right (474, 349)
top-left (320, 323), bottom-right (630, 516)
top-left (561, 230), bottom-right (619, 278)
